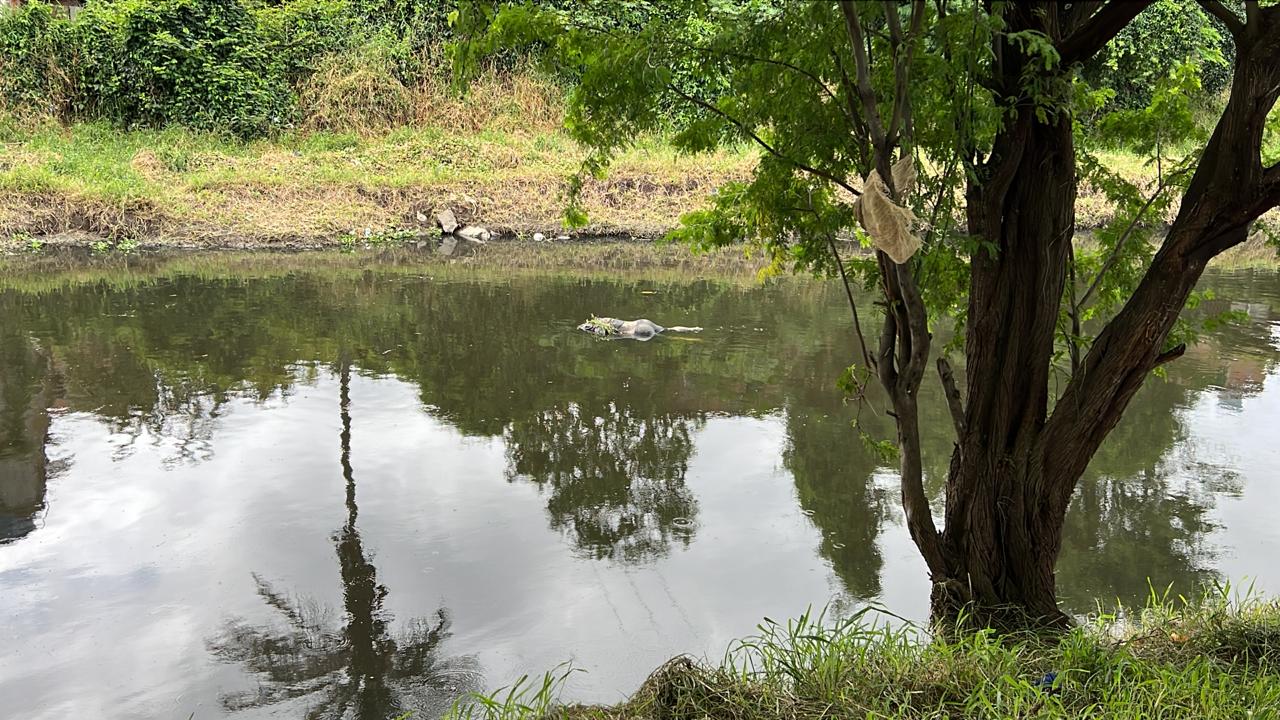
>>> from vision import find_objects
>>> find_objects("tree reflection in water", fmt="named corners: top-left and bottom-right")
top-left (207, 362), bottom-right (480, 718)
top-left (783, 404), bottom-right (892, 600)
top-left (0, 333), bottom-right (60, 544)
top-left (504, 402), bottom-right (700, 563)
top-left (3, 267), bottom-right (1272, 628)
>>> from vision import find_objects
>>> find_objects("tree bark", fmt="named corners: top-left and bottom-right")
top-left (935, 106), bottom-right (1076, 626)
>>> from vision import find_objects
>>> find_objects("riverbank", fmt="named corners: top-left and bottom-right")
top-left (459, 594), bottom-right (1280, 720)
top-left (6, 115), bottom-right (1276, 266)
top-left (0, 115), bottom-right (750, 247)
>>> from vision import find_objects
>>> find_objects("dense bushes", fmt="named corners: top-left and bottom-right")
top-left (1080, 0), bottom-right (1233, 111)
top-left (0, 1), bottom-right (77, 116)
top-left (102, 0), bottom-right (294, 136)
top-left (1, 0), bottom-right (1235, 139)
top-left (0, 0), bottom-right (456, 136)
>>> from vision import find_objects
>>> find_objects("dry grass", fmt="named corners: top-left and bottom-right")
top-left (294, 47), bottom-right (566, 138)
top-left (413, 63), bottom-right (566, 136)
top-left (299, 51), bottom-right (412, 134)
top-left (0, 87), bottom-right (1274, 259)
top-left (0, 102), bottom-right (754, 246)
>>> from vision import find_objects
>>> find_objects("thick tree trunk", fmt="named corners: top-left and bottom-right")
top-left (931, 103), bottom-right (1077, 625)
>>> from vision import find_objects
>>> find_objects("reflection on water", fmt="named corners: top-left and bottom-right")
top-left (1, 261), bottom-right (1278, 718)
top-left (0, 333), bottom-right (56, 542)
top-left (506, 403), bottom-right (700, 562)
top-left (206, 362), bottom-right (480, 718)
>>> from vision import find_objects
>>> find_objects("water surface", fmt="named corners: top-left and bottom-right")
top-left (2, 259), bottom-right (1278, 718)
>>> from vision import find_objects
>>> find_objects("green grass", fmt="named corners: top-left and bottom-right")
top-left (2, 107), bottom-right (1276, 266)
top-left (0, 110), bottom-right (753, 243)
top-left (452, 587), bottom-right (1280, 720)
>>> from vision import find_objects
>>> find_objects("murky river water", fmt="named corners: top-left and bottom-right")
top-left (2, 257), bottom-right (1278, 718)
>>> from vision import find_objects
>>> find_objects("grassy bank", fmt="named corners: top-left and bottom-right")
top-left (1, 109), bottom-right (1276, 269)
top-left (0, 103), bottom-right (752, 247)
top-left (457, 591), bottom-right (1280, 720)
top-left (6, 105), bottom-right (1274, 254)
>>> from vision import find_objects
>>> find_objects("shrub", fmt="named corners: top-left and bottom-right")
top-left (298, 43), bottom-right (411, 134)
top-left (0, 0), bottom-right (550, 137)
top-left (0, 2), bottom-right (77, 119)
top-left (1081, 0), bottom-right (1233, 111)
top-left (98, 0), bottom-right (295, 136)
top-left (254, 0), bottom-right (358, 84)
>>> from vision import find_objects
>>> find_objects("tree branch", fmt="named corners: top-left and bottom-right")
top-left (1197, 0), bottom-right (1246, 38)
top-left (894, 261), bottom-right (932, 390)
top-left (839, 1), bottom-right (888, 148)
top-left (884, 0), bottom-right (904, 46)
top-left (832, 50), bottom-right (873, 161)
top-left (937, 356), bottom-right (966, 437)
top-left (665, 84), bottom-right (862, 198)
top-left (1066, 242), bottom-right (1083, 376)
top-left (1058, 0), bottom-right (1154, 64)
top-left (827, 234), bottom-right (876, 371)
top-left (1245, 0), bottom-right (1261, 29)
top-left (877, 303), bottom-right (899, 391)
top-left (700, 47), bottom-right (851, 122)
top-left (885, 0), bottom-right (927, 146)
top-left (1066, 1), bottom-right (1106, 35)
top-left (1153, 343), bottom-right (1187, 368)
top-left (1264, 161), bottom-right (1280, 192)
top-left (1246, 164), bottom-right (1280, 220)
top-left (1074, 174), bottom-right (1178, 312)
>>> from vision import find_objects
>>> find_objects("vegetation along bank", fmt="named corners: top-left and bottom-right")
top-left (0, 0), bottom-right (1275, 264)
top-left (454, 593), bottom-right (1280, 720)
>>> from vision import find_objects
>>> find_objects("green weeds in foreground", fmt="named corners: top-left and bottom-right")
top-left (451, 585), bottom-right (1280, 719)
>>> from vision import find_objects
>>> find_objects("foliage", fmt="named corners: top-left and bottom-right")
top-left (456, 0), bottom-right (1280, 620)
top-left (449, 589), bottom-right (1280, 719)
top-left (1079, 0), bottom-right (1232, 112)
top-left (0, 1), bottom-right (76, 118)
top-left (0, 0), bottom-right (295, 136)
top-left (582, 315), bottom-right (618, 335)
top-left (0, 0), bottom-right (461, 137)
top-left (99, 0), bottom-right (295, 136)
top-left (254, 0), bottom-right (361, 84)
top-left (339, 226), bottom-right (418, 251)
top-left (1071, 58), bottom-right (1243, 367)
top-left (451, 664), bottom-right (577, 720)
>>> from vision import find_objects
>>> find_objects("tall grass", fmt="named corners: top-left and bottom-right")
top-left (296, 43), bottom-right (565, 137)
top-left (298, 47), bottom-right (413, 134)
top-left (450, 586), bottom-right (1280, 719)
top-left (412, 61), bottom-right (565, 136)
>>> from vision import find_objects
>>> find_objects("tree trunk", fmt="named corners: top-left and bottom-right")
top-left (932, 101), bottom-right (1077, 626)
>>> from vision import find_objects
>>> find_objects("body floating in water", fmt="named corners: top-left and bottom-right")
top-left (577, 317), bottom-right (703, 340)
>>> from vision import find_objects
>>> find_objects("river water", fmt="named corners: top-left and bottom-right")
top-left (1, 258), bottom-right (1278, 718)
